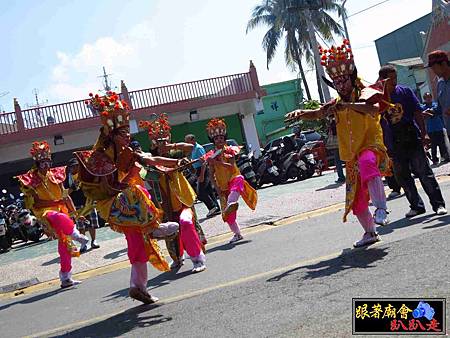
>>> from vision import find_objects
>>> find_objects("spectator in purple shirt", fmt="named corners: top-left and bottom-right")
top-left (379, 65), bottom-right (447, 218)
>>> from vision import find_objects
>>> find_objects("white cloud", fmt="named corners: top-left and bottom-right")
top-left (47, 22), bottom-right (157, 102)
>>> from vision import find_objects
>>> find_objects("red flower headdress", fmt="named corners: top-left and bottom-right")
top-left (206, 118), bottom-right (227, 139)
top-left (30, 141), bottom-right (51, 161)
top-left (319, 39), bottom-right (355, 80)
top-left (85, 91), bottom-right (130, 131)
top-left (139, 113), bottom-right (171, 141)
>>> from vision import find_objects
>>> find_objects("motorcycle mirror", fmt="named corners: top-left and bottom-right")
top-left (2, 189), bottom-right (6, 194)
top-left (19, 193), bottom-right (24, 197)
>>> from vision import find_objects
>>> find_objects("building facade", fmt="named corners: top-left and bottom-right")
top-left (0, 62), bottom-right (266, 194)
top-left (255, 78), bottom-right (303, 145)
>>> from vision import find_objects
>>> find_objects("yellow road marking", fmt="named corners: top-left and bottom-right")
top-left (24, 250), bottom-right (343, 338)
top-left (5, 174), bottom-right (450, 300)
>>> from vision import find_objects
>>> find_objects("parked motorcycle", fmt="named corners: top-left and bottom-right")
top-left (0, 208), bottom-right (12, 252)
top-left (236, 150), bottom-right (258, 189)
top-left (297, 142), bottom-right (318, 180)
top-left (17, 209), bottom-right (44, 243)
top-left (254, 147), bottom-right (282, 187)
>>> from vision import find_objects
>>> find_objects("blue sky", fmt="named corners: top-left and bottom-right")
top-left (0, 0), bottom-right (431, 112)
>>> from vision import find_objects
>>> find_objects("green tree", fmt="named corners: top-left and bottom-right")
top-left (246, 0), bottom-right (345, 102)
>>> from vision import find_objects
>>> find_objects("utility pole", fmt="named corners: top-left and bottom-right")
top-left (341, 0), bottom-right (350, 41)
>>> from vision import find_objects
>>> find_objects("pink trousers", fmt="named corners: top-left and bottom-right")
top-left (352, 149), bottom-right (382, 216)
top-left (45, 211), bottom-right (76, 274)
top-left (177, 208), bottom-right (204, 262)
top-left (225, 175), bottom-right (245, 234)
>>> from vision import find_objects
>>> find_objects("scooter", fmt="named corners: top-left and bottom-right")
top-left (296, 142), bottom-right (318, 180)
top-left (0, 209), bottom-right (12, 252)
top-left (237, 150), bottom-right (258, 189)
top-left (17, 209), bottom-right (44, 243)
top-left (254, 148), bottom-right (282, 187)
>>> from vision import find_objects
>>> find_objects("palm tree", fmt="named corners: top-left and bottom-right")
top-left (247, 0), bottom-right (345, 102)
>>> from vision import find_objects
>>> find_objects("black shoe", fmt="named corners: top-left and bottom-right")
top-left (405, 208), bottom-right (426, 218)
top-left (335, 177), bottom-right (345, 184)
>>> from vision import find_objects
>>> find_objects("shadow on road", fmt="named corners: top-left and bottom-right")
top-left (104, 248), bottom-right (128, 260)
top-left (42, 257), bottom-right (60, 266)
top-left (205, 240), bottom-right (252, 255)
top-left (0, 287), bottom-right (70, 312)
top-left (377, 213), bottom-right (450, 235)
top-left (266, 247), bottom-right (388, 283)
top-left (50, 305), bottom-right (171, 338)
top-left (316, 182), bottom-right (344, 191)
top-left (12, 239), bottom-right (49, 251)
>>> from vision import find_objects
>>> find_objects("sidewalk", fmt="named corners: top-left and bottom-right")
top-left (0, 163), bottom-right (448, 291)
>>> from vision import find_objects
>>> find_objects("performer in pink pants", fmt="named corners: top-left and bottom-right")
top-left (285, 39), bottom-right (390, 248)
top-left (139, 114), bottom-right (207, 273)
top-left (204, 119), bottom-right (258, 244)
top-left (17, 141), bottom-right (89, 288)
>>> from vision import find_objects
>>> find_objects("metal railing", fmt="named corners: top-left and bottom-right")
top-left (129, 73), bottom-right (253, 110)
top-left (0, 71), bottom-right (256, 136)
top-left (0, 112), bottom-right (19, 134)
top-left (21, 99), bottom-right (97, 130)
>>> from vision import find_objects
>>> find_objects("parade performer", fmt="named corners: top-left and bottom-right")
top-left (16, 141), bottom-right (89, 288)
top-left (75, 92), bottom-right (180, 304)
top-left (285, 39), bottom-right (390, 248)
top-left (205, 118), bottom-right (258, 243)
top-left (139, 114), bottom-right (207, 273)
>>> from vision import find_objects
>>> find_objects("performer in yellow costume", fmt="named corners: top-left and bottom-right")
top-left (16, 141), bottom-right (89, 288)
top-left (139, 114), bottom-right (206, 273)
top-left (285, 39), bottom-right (390, 248)
top-left (76, 92), bottom-right (180, 304)
top-left (205, 118), bottom-right (257, 243)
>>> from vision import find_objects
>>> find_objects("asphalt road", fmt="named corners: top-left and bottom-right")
top-left (0, 181), bottom-right (449, 338)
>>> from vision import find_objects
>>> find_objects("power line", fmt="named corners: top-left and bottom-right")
top-left (347, 0), bottom-right (391, 19)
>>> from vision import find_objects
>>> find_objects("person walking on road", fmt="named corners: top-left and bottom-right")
top-left (185, 134), bottom-right (221, 218)
top-left (378, 65), bottom-right (447, 218)
top-left (205, 118), bottom-right (258, 244)
top-left (16, 141), bottom-right (89, 288)
top-left (285, 39), bottom-right (390, 248)
top-left (421, 91), bottom-right (450, 165)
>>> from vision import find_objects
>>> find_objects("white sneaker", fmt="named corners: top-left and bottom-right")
top-left (353, 232), bottom-right (380, 248)
top-left (373, 208), bottom-right (389, 226)
top-left (405, 209), bottom-right (425, 218)
top-left (229, 233), bottom-right (243, 244)
top-left (191, 261), bottom-right (206, 273)
top-left (387, 191), bottom-right (401, 199)
top-left (436, 206), bottom-right (447, 215)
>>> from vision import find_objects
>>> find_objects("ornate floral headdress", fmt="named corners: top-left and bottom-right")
top-left (319, 39), bottom-right (355, 80)
top-left (30, 141), bottom-right (51, 161)
top-left (139, 113), bottom-right (171, 141)
top-left (206, 118), bottom-right (227, 139)
top-left (85, 91), bottom-right (130, 131)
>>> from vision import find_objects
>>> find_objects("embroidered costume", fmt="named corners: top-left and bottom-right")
top-left (285, 39), bottom-right (390, 248)
top-left (139, 114), bottom-right (207, 273)
top-left (16, 141), bottom-right (89, 288)
top-left (75, 92), bottom-right (179, 304)
top-left (205, 118), bottom-right (258, 243)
